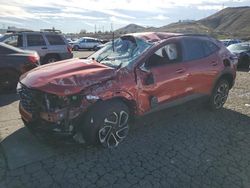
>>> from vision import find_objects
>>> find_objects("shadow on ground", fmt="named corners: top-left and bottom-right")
top-left (1, 100), bottom-right (250, 171)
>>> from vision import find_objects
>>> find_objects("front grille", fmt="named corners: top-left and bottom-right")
top-left (18, 84), bottom-right (37, 114)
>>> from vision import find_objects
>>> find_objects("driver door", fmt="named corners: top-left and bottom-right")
top-left (135, 41), bottom-right (190, 113)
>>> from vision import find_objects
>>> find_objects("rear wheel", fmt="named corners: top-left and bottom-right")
top-left (0, 70), bottom-right (19, 93)
top-left (73, 45), bottom-right (79, 51)
top-left (208, 79), bottom-right (229, 110)
top-left (81, 100), bottom-right (130, 148)
top-left (43, 54), bottom-right (59, 64)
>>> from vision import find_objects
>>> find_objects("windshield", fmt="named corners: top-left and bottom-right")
top-left (228, 43), bottom-right (250, 52)
top-left (88, 36), bottom-right (152, 68)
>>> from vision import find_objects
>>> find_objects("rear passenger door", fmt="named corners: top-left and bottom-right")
top-left (181, 37), bottom-right (221, 95)
top-left (25, 34), bottom-right (47, 58)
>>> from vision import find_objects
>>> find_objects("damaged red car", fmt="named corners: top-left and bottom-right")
top-left (17, 32), bottom-right (237, 148)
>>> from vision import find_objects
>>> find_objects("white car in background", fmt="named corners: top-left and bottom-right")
top-left (69, 37), bottom-right (102, 51)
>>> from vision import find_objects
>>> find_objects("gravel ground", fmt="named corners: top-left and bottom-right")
top-left (0, 70), bottom-right (249, 188)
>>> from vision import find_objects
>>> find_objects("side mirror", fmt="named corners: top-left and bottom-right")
top-left (139, 63), bottom-right (150, 73)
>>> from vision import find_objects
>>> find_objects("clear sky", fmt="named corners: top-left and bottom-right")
top-left (0, 0), bottom-right (249, 33)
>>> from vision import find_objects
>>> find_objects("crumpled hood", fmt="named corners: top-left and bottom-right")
top-left (20, 58), bottom-right (116, 96)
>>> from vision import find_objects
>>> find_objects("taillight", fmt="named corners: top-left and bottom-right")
top-left (28, 53), bottom-right (40, 64)
top-left (67, 46), bottom-right (72, 53)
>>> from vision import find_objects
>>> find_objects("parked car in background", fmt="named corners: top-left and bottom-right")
top-left (69, 37), bottom-right (102, 51)
top-left (17, 32), bottom-right (237, 148)
top-left (0, 31), bottom-right (73, 65)
top-left (227, 42), bottom-right (250, 69)
top-left (0, 42), bottom-right (39, 92)
top-left (94, 43), bottom-right (106, 51)
top-left (220, 39), bottom-right (242, 47)
top-left (66, 38), bottom-right (73, 43)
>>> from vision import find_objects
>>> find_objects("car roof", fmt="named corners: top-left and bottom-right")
top-left (80, 37), bottom-right (99, 40)
top-left (3, 31), bottom-right (62, 35)
top-left (124, 32), bottom-right (210, 43)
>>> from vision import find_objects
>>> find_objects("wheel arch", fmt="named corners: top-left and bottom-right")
top-left (210, 70), bottom-right (235, 95)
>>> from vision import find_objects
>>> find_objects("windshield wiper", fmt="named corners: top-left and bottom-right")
top-left (97, 54), bottom-right (110, 63)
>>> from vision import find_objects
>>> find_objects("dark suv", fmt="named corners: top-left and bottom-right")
top-left (17, 32), bottom-right (237, 148)
top-left (0, 31), bottom-right (73, 64)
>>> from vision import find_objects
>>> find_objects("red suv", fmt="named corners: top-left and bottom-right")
top-left (17, 32), bottom-right (237, 148)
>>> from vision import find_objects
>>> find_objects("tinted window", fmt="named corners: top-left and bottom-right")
top-left (27, 34), bottom-right (46, 46)
top-left (182, 38), bottom-right (204, 61)
top-left (86, 39), bottom-right (92, 42)
top-left (203, 40), bottom-right (219, 56)
top-left (2, 35), bottom-right (23, 47)
top-left (46, 35), bottom-right (65, 45)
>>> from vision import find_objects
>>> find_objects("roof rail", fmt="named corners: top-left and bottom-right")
top-left (6, 29), bottom-right (33, 33)
top-left (180, 33), bottom-right (211, 37)
top-left (40, 29), bottom-right (62, 34)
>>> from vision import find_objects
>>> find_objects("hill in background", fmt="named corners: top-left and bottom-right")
top-left (115, 6), bottom-right (250, 39)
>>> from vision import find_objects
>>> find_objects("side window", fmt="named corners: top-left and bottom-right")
top-left (203, 40), bottom-right (219, 57)
top-left (27, 34), bottom-right (46, 46)
top-left (46, 35), bottom-right (65, 45)
top-left (145, 43), bottom-right (180, 68)
top-left (2, 35), bottom-right (23, 47)
top-left (182, 38), bottom-right (204, 61)
top-left (86, 39), bottom-right (92, 43)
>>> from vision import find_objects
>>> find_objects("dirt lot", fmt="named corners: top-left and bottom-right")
top-left (0, 65), bottom-right (249, 187)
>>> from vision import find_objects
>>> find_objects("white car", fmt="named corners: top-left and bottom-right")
top-left (70, 37), bottom-right (102, 51)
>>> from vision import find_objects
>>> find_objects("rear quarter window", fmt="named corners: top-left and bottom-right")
top-left (182, 37), bottom-right (219, 61)
top-left (182, 38), bottom-right (204, 61)
top-left (46, 35), bottom-right (65, 45)
top-left (203, 40), bottom-right (219, 57)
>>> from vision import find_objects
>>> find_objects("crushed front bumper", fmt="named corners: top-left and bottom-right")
top-left (19, 103), bottom-right (82, 136)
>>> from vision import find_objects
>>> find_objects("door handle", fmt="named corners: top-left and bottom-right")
top-left (41, 47), bottom-right (47, 49)
top-left (176, 68), bottom-right (185, 73)
top-left (210, 61), bottom-right (218, 66)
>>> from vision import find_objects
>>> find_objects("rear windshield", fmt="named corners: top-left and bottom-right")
top-left (228, 43), bottom-right (250, 51)
top-left (46, 35), bottom-right (65, 45)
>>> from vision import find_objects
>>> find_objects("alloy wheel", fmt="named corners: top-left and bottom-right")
top-left (213, 82), bottom-right (229, 109)
top-left (98, 111), bottom-right (129, 148)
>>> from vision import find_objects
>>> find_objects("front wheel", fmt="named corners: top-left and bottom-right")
top-left (73, 45), bottom-right (79, 51)
top-left (208, 79), bottom-right (229, 110)
top-left (81, 100), bottom-right (130, 148)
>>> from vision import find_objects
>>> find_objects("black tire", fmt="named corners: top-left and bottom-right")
top-left (208, 79), bottom-right (230, 110)
top-left (73, 45), bottom-right (79, 51)
top-left (43, 54), bottom-right (59, 64)
top-left (0, 70), bottom-right (19, 93)
top-left (81, 99), bottom-right (130, 148)
top-left (93, 46), bottom-right (97, 51)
